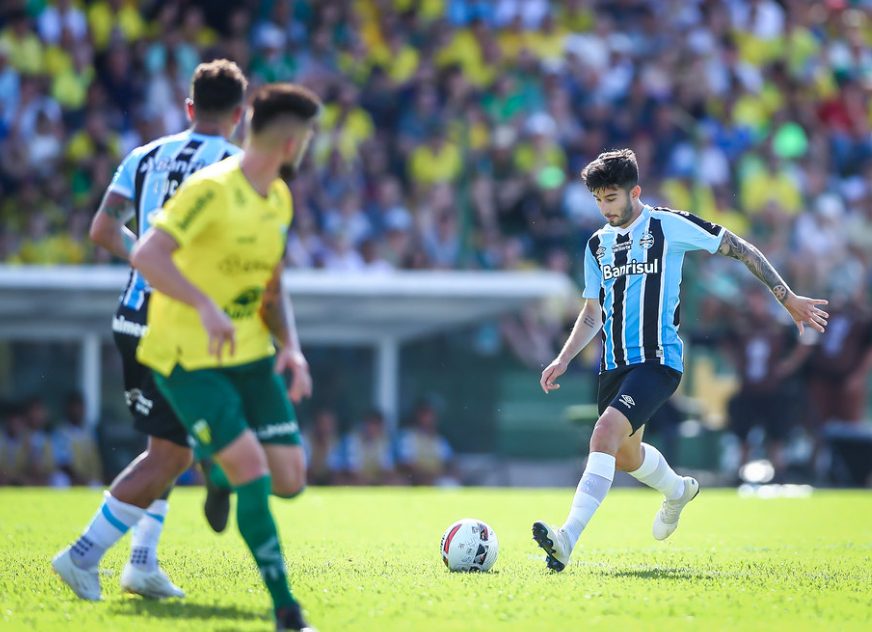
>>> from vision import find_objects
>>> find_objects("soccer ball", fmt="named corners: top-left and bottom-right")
top-left (440, 518), bottom-right (499, 572)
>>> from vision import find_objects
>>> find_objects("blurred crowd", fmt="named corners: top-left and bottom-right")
top-left (303, 400), bottom-right (458, 486)
top-left (1, 0), bottom-right (871, 484)
top-left (0, 1), bottom-right (869, 282)
top-left (0, 392), bottom-right (102, 486)
top-left (0, 392), bottom-right (459, 488)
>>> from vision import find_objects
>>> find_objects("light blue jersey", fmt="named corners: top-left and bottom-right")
top-left (108, 130), bottom-right (240, 311)
top-left (583, 205), bottom-right (724, 373)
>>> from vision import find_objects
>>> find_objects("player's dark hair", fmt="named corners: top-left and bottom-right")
top-left (190, 59), bottom-right (247, 115)
top-left (580, 148), bottom-right (639, 192)
top-left (249, 83), bottom-right (322, 134)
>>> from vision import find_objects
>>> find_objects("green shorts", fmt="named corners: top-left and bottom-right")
top-left (152, 356), bottom-right (301, 458)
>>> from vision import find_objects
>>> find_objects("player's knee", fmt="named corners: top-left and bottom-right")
top-left (273, 483), bottom-right (306, 499)
top-left (171, 449), bottom-right (194, 475)
top-left (590, 416), bottom-right (625, 453)
top-left (272, 476), bottom-right (305, 498)
top-left (146, 443), bottom-right (193, 477)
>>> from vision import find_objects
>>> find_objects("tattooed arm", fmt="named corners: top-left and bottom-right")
top-left (260, 262), bottom-right (312, 402)
top-left (717, 229), bottom-right (829, 334)
top-left (89, 190), bottom-right (137, 260)
top-left (540, 299), bottom-right (602, 393)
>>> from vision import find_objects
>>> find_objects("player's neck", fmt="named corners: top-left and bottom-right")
top-left (617, 200), bottom-right (645, 228)
top-left (239, 151), bottom-right (280, 197)
top-left (190, 122), bottom-right (228, 138)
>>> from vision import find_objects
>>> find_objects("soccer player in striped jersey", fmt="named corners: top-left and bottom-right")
top-left (52, 59), bottom-right (247, 600)
top-left (532, 149), bottom-right (829, 571)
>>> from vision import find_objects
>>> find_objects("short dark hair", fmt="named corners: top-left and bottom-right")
top-left (249, 83), bottom-right (322, 134)
top-left (190, 59), bottom-right (247, 115)
top-left (580, 148), bottom-right (639, 192)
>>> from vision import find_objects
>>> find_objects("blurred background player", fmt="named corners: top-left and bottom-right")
top-left (533, 149), bottom-right (829, 572)
top-left (52, 59), bottom-right (247, 601)
top-left (131, 83), bottom-right (320, 632)
top-left (723, 285), bottom-right (812, 481)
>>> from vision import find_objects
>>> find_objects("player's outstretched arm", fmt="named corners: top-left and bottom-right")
top-left (260, 261), bottom-right (312, 402)
top-left (540, 298), bottom-right (602, 394)
top-left (717, 229), bottom-right (829, 334)
top-left (89, 190), bottom-right (137, 260)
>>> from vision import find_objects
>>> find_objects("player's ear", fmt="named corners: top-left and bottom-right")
top-left (284, 135), bottom-right (297, 157)
top-left (185, 98), bottom-right (195, 123)
top-left (232, 105), bottom-right (243, 126)
top-left (631, 184), bottom-right (641, 200)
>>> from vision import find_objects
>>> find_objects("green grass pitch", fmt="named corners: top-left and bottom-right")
top-left (1, 487), bottom-right (870, 631)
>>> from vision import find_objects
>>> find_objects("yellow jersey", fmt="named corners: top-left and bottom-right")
top-left (137, 156), bottom-right (292, 376)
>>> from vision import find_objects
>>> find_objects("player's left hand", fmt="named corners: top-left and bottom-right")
top-left (784, 294), bottom-right (829, 335)
top-left (275, 348), bottom-right (312, 403)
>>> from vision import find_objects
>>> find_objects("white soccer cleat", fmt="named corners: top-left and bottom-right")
top-left (653, 476), bottom-right (700, 541)
top-left (532, 521), bottom-right (572, 572)
top-left (121, 564), bottom-right (185, 599)
top-left (52, 547), bottom-right (102, 601)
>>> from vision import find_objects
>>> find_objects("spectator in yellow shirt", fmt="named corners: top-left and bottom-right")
top-left (408, 125), bottom-right (463, 191)
top-left (65, 110), bottom-right (122, 165)
top-left (0, 9), bottom-right (44, 76)
top-left (740, 154), bottom-right (802, 215)
top-left (87, 0), bottom-right (145, 51)
top-left (315, 83), bottom-right (375, 165)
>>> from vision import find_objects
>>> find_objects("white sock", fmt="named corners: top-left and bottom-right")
top-left (70, 491), bottom-right (145, 569)
top-left (629, 443), bottom-right (685, 500)
top-left (561, 452), bottom-right (615, 550)
top-left (129, 499), bottom-right (168, 572)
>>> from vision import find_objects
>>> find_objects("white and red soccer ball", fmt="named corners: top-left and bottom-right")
top-left (440, 518), bottom-right (499, 572)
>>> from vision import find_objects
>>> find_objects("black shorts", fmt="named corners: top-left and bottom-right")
top-left (112, 301), bottom-right (189, 448)
top-left (597, 362), bottom-right (682, 433)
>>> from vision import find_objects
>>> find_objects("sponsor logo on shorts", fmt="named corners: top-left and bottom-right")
top-left (192, 419), bottom-right (212, 445)
top-left (618, 394), bottom-right (636, 408)
top-left (113, 315), bottom-right (148, 338)
top-left (256, 421), bottom-right (299, 441)
top-left (125, 388), bottom-right (154, 416)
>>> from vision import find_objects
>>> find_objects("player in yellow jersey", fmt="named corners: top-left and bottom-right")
top-left (131, 84), bottom-right (321, 632)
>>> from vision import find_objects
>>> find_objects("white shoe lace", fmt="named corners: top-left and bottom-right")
top-left (70, 564), bottom-right (100, 597)
top-left (659, 482), bottom-right (689, 524)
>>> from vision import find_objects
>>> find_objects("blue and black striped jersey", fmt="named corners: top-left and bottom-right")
top-left (107, 130), bottom-right (240, 311)
top-left (583, 205), bottom-right (725, 373)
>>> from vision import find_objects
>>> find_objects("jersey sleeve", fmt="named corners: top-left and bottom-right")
top-left (150, 176), bottom-right (222, 247)
top-left (660, 209), bottom-right (725, 253)
top-left (106, 148), bottom-right (140, 200)
top-left (582, 238), bottom-right (602, 299)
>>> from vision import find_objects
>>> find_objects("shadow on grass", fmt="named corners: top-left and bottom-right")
top-left (598, 567), bottom-right (731, 581)
top-left (110, 598), bottom-right (267, 622)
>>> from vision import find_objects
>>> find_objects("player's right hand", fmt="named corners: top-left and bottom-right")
top-left (540, 358), bottom-right (567, 394)
top-left (198, 302), bottom-right (236, 362)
